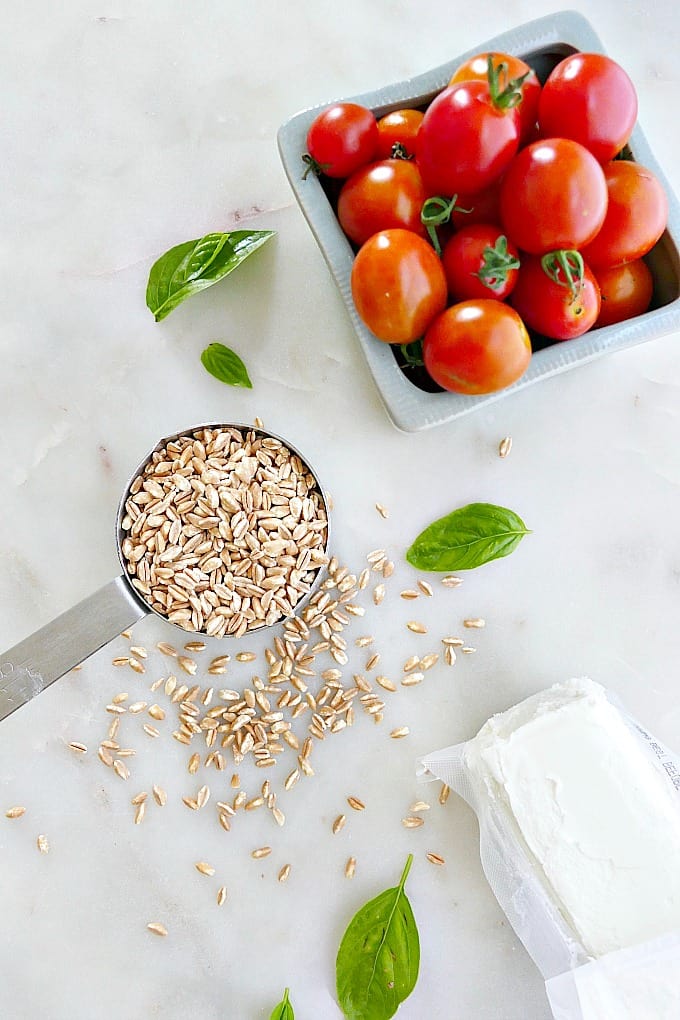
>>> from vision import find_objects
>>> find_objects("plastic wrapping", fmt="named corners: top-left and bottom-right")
top-left (418, 679), bottom-right (680, 1018)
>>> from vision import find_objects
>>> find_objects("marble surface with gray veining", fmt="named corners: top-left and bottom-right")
top-left (1, 2), bottom-right (680, 1017)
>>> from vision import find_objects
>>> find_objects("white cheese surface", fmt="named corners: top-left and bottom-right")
top-left (466, 678), bottom-right (680, 958)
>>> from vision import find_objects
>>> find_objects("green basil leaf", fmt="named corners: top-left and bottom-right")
top-left (200, 343), bottom-right (252, 388)
top-left (146, 229), bottom-right (275, 321)
top-left (336, 855), bottom-right (419, 1020)
top-left (406, 502), bottom-right (530, 571)
top-left (269, 988), bottom-right (294, 1020)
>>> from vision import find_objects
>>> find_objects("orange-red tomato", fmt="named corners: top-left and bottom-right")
top-left (337, 159), bottom-right (428, 246)
top-left (580, 160), bottom-right (668, 269)
top-left (350, 229), bottom-right (448, 344)
top-left (375, 109), bottom-right (424, 159)
top-left (441, 224), bottom-right (520, 301)
top-left (449, 51), bottom-right (541, 143)
top-left (511, 255), bottom-right (601, 340)
top-left (423, 299), bottom-right (531, 394)
top-left (594, 259), bottom-right (654, 327)
top-left (305, 103), bottom-right (378, 178)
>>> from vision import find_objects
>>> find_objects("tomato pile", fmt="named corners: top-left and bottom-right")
top-left (302, 51), bottom-right (669, 396)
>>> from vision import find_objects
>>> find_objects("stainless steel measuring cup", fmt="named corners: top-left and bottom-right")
top-left (0, 422), bottom-right (330, 724)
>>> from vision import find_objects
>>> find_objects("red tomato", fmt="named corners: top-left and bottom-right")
top-left (580, 160), bottom-right (668, 269)
top-left (416, 80), bottom-right (520, 196)
top-left (337, 159), bottom-right (428, 246)
top-left (441, 224), bottom-right (520, 301)
top-left (450, 183), bottom-right (502, 229)
top-left (350, 229), bottom-right (448, 343)
top-left (511, 253), bottom-right (601, 340)
top-left (305, 103), bottom-right (378, 179)
top-left (449, 51), bottom-right (541, 143)
top-left (375, 109), bottom-right (424, 159)
top-left (594, 259), bottom-right (654, 327)
top-left (500, 138), bottom-right (608, 254)
top-left (423, 299), bottom-right (531, 394)
top-left (538, 53), bottom-right (637, 163)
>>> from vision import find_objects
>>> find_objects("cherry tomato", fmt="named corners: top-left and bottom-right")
top-left (450, 183), bottom-right (502, 229)
top-left (580, 160), bottom-right (668, 269)
top-left (350, 229), bottom-right (448, 343)
top-left (500, 138), bottom-right (608, 254)
top-left (441, 224), bottom-right (520, 301)
top-left (304, 103), bottom-right (378, 179)
top-left (538, 53), bottom-right (637, 163)
top-left (423, 299), bottom-right (531, 394)
top-left (594, 259), bottom-right (654, 327)
top-left (511, 253), bottom-right (601, 340)
top-left (449, 51), bottom-right (541, 143)
top-left (375, 109), bottom-right (424, 159)
top-left (337, 159), bottom-right (428, 246)
top-left (416, 80), bottom-right (520, 196)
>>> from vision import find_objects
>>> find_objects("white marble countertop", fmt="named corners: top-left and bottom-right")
top-left (2, 2), bottom-right (680, 1018)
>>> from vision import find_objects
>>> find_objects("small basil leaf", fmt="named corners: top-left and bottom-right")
top-left (269, 988), bottom-right (294, 1020)
top-left (406, 502), bottom-right (530, 571)
top-left (200, 343), bottom-right (252, 388)
top-left (146, 229), bottom-right (275, 321)
top-left (336, 855), bottom-right (419, 1020)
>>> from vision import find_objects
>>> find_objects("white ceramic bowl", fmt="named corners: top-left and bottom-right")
top-left (278, 11), bottom-right (680, 432)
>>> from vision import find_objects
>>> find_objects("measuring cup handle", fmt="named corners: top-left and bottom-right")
top-left (0, 576), bottom-right (148, 724)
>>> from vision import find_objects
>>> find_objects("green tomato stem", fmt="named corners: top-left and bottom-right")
top-left (486, 52), bottom-right (530, 111)
top-left (421, 195), bottom-right (471, 255)
top-left (301, 153), bottom-right (329, 180)
top-left (540, 249), bottom-right (585, 299)
top-left (474, 235), bottom-right (521, 291)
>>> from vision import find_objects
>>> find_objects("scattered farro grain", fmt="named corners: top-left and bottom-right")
top-left (402, 816), bottom-right (424, 828)
top-left (445, 646), bottom-right (457, 666)
top-left (157, 642), bottom-right (178, 657)
top-left (278, 864), bottom-right (291, 883)
top-left (37, 834), bottom-right (49, 854)
top-left (419, 653), bottom-right (439, 671)
top-left (373, 584), bottom-right (386, 606)
top-left (129, 658), bottom-right (146, 675)
top-left (407, 621), bottom-right (427, 634)
top-left (184, 641), bottom-right (206, 653)
top-left (382, 560), bottom-right (395, 578)
top-left (358, 569), bottom-right (370, 590)
top-left (417, 580), bottom-right (434, 597)
top-left (252, 846), bottom-right (272, 859)
top-left (464, 618), bottom-right (485, 629)
top-left (426, 852), bottom-right (445, 866)
top-left (68, 742), bottom-right (87, 755)
top-left (401, 673), bottom-right (424, 687)
top-left (150, 677), bottom-right (164, 692)
top-left (234, 791), bottom-right (247, 809)
top-left (112, 692), bottom-right (129, 704)
top-left (177, 656), bottom-right (197, 676)
top-left (366, 548), bottom-right (386, 564)
top-left (441, 575), bottom-right (463, 588)
top-left (498, 436), bottom-right (512, 458)
top-left (391, 726), bottom-right (410, 739)
top-left (117, 748), bottom-right (136, 758)
top-left (128, 701), bottom-right (147, 714)
top-left (105, 704), bottom-right (126, 715)
top-left (195, 861), bottom-right (215, 876)
top-left (332, 814), bottom-right (346, 834)
top-left (400, 590), bottom-right (419, 600)
top-left (439, 783), bottom-right (451, 805)
top-left (131, 792), bottom-right (147, 806)
top-left (442, 637), bottom-right (464, 647)
top-left (411, 801), bottom-right (431, 812)
top-left (197, 785), bottom-right (210, 809)
top-left (375, 502), bottom-right (389, 519)
top-left (245, 796), bottom-right (264, 811)
top-left (183, 797), bottom-right (199, 811)
top-left (5, 806), bottom-right (25, 819)
top-left (113, 760), bottom-right (130, 781)
top-left (188, 753), bottom-right (201, 775)
top-left (217, 886), bottom-right (227, 906)
top-left (231, 773), bottom-right (240, 789)
top-left (345, 856), bottom-right (356, 879)
top-left (284, 769), bottom-right (299, 791)
top-left (403, 655), bottom-right (420, 672)
top-left (355, 635), bottom-right (374, 648)
top-left (218, 813), bottom-right (231, 832)
top-left (98, 746), bottom-right (114, 767)
top-left (111, 657), bottom-right (129, 667)
top-left (347, 796), bottom-right (365, 811)
top-left (376, 676), bottom-right (396, 693)
top-left (365, 653), bottom-right (380, 672)
top-left (130, 645), bottom-right (148, 659)
top-left (152, 785), bottom-right (167, 807)
top-left (147, 922), bottom-right (168, 937)
top-left (236, 652), bottom-right (256, 663)
top-left (462, 646), bottom-right (476, 654)
top-left (272, 807), bottom-right (286, 827)
top-left (120, 630), bottom-right (132, 640)
top-left (134, 802), bottom-right (146, 825)
top-left (143, 724), bottom-right (160, 738)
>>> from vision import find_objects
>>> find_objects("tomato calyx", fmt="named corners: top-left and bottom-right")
top-left (475, 235), bottom-right (521, 292)
top-left (301, 152), bottom-right (330, 180)
top-left (486, 53), bottom-right (530, 112)
top-left (390, 142), bottom-right (414, 160)
top-left (399, 338), bottom-right (425, 367)
top-left (421, 195), bottom-right (472, 254)
top-left (541, 250), bottom-right (585, 302)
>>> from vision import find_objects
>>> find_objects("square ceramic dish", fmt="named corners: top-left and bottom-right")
top-left (278, 10), bottom-right (680, 432)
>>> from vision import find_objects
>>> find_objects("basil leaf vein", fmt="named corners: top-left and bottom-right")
top-left (406, 502), bottom-right (530, 571)
top-left (336, 855), bottom-right (419, 1020)
top-left (146, 229), bottom-right (275, 321)
top-left (200, 343), bottom-right (252, 388)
